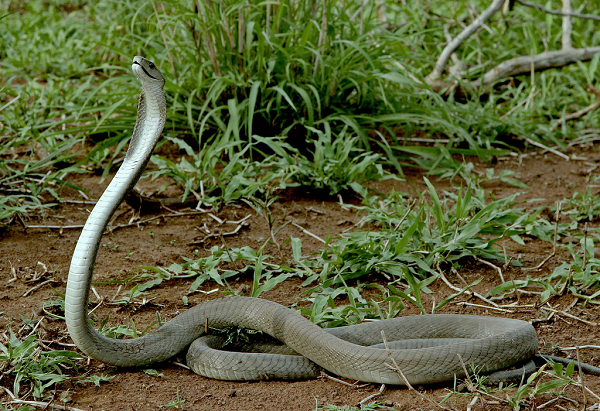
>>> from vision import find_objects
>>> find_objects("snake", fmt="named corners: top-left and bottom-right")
top-left (65, 56), bottom-right (541, 385)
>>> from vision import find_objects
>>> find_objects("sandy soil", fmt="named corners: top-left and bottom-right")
top-left (1, 145), bottom-right (599, 411)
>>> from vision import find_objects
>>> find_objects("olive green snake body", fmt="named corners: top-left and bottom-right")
top-left (65, 57), bottom-right (542, 385)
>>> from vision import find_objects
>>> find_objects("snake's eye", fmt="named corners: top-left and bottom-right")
top-left (148, 62), bottom-right (156, 69)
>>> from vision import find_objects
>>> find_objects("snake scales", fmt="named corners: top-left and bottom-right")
top-left (65, 56), bottom-right (539, 385)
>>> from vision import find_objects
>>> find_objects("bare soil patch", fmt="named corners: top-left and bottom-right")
top-left (1, 146), bottom-right (600, 411)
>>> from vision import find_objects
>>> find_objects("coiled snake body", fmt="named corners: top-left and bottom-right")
top-left (65, 57), bottom-right (538, 384)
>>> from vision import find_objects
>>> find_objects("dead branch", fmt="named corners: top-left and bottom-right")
top-left (426, 0), bottom-right (505, 82)
top-left (515, 0), bottom-right (600, 21)
top-left (425, 0), bottom-right (600, 92)
top-left (472, 47), bottom-right (600, 89)
top-left (551, 85), bottom-right (600, 130)
top-left (561, 0), bottom-right (572, 49)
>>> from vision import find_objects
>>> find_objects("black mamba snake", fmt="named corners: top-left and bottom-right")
top-left (65, 56), bottom-right (542, 384)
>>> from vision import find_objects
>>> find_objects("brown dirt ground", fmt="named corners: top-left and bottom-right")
top-left (1, 144), bottom-right (600, 411)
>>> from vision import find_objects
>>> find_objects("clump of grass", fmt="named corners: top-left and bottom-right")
top-left (561, 188), bottom-right (600, 222)
top-left (0, 324), bottom-right (81, 400)
top-left (488, 237), bottom-right (600, 304)
top-left (303, 180), bottom-right (552, 290)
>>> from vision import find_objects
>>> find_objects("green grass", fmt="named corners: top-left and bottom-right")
top-left (3, 0), bottom-right (600, 226)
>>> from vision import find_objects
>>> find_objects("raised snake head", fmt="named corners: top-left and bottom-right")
top-left (132, 56), bottom-right (165, 87)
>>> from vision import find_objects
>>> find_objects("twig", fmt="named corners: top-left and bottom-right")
top-left (552, 99), bottom-right (600, 130)
top-left (320, 372), bottom-right (369, 388)
top-left (500, 89), bottom-right (541, 119)
top-left (439, 271), bottom-right (500, 308)
top-left (358, 384), bottom-right (385, 406)
top-left (536, 397), bottom-right (563, 409)
top-left (22, 279), bottom-right (55, 297)
top-left (456, 354), bottom-right (476, 393)
top-left (2, 391), bottom-right (86, 411)
top-left (523, 136), bottom-right (570, 160)
top-left (455, 301), bottom-right (514, 313)
top-left (226, 214), bottom-right (252, 225)
top-left (551, 86), bottom-right (600, 130)
top-left (25, 211), bottom-right (208, 231)
top-left (0, 94), bottom-right (21, 112)
top-left (24, 223), bottom-right (85, 229)
top-left (560, 345), bottom-right (600, 351)
top-left (173, 361), bottom-right (190, 370)
top-left (208, 213), bottom-right (224, 224)
top-left (443, 24), bottom-right (467, 77)
top-left (190, 223), bottom-right (244, 245)
top-left (466, 396), bottom-right (479, 411)
top-left (578, 346), bottom-right (588, 409)
top-left (515, 0), bottom-right (600, 21)
top-left (473, 256), bottom-right (504, 283)
top-left (291, 222), bottom-right (326, 244)
top-left (543, 306), bottom-right (598, 326)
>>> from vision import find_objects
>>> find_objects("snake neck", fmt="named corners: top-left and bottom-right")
top-left (65, 81), bottom-right (166, 359)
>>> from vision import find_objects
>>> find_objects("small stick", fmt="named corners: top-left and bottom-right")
top-left (320, 372), bottom-right (368, 388)
top-left (358, 384), bottom-right (385, 407)
top-left (543, 306), bottom-right (598, 326)
top-left (515, 0), bottom-right (600, 21)
top-left (63, 199), bottom-right (97, 205)
top-left (450, 266), bottom-right (470, 288)
top-left (523, 136), bottom-right (570, 160)
top-left (439, 271), bottom-right (500, 308)
top-left (88, 298), bottom-right (104, 316)
top-left (551, 99), bottom-right (600, 130)
top-left (474, 256), bottom-right (504, 283)
top-left (25, 211), bottom-right (209, 231)
top-left (560, 345), bottom-right (600, 351)
top-left (577, 346), bottom-right (587, 409)
top-left (455, 302), bottom-right (514, 313)
top-left (291, 222), bottom-right (326, 244)
top-left (456, 354), bottom-right (476, 393)
top-left (536, 397), bottom-right (562, 408)
top-left (583, 223), bottom-right (589, 271)
top-left (22, 279), bottom-right (55, 297)
top-left (0, 94), bottom-right (21, 112)
top-left (208, 213), bottom-right (224, 224)
top-left (173, 361), bottom-right (190, 370)
top-left (466, 396), bottom-right (478, 411)
top-left (110, 285), bottom-right (122, 302)
top-left (5, 399), bottom-right (86, 411)
top-left (226, 214), bottom-right (252, 225)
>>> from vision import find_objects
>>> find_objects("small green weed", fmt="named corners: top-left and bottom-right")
top-left (561, 188), bottom-right (600, 222)
top-left (488, 237), bottom-right (600, 304)
top-left (0, 327), bottom-right (80, 399)
top-left (165, 387), bottom-right (185, 408)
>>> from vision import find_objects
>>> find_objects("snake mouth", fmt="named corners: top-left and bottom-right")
top-left (133, 61), bottom-right (158, 80)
